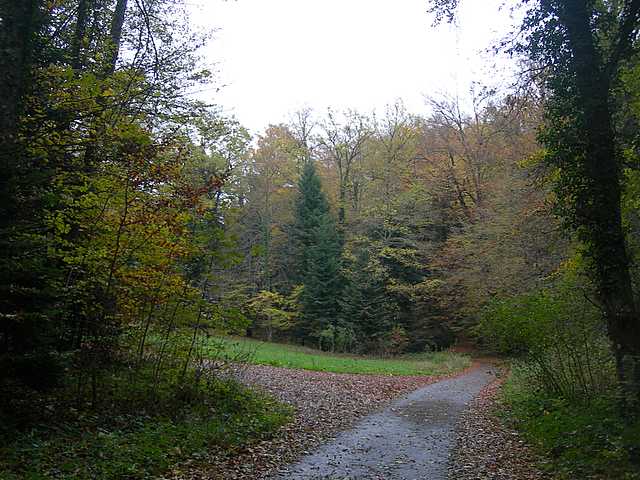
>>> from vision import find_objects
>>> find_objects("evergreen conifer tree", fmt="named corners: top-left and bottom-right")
top-left (339, 242), bottom-right (399, 351)
top-left (301, 213), bottom-right (343, 347)
top-left (292, 161), bottom-right (343, 346)
top-left (292, 161), bottom-right (331, 278)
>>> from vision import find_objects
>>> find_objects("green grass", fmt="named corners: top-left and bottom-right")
top-left (0, 373), bottom-right (291, 480)
top-left (500, 368), bottom-right (640, 480)
top-left (206, 336), bottom-right (471, 376)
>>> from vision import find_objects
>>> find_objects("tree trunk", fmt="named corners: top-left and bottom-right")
top-left (338, 183), bottom-right (346, 225)
top-left (72, 0), bottom-right (90, 71)
top-left (105, 0), bottom-right (128, 75)
top-left (0, 1), bottom-right (45, 349)
top-left (559, 0), bottom-right (640, 407)
top-left (0, 0), bottom-right (43, 208)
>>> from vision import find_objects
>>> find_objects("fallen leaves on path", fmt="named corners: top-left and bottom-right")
top-left (168, 364), bottom-right (455, 480)
top-left (447, 375), bottom-right (548, 480)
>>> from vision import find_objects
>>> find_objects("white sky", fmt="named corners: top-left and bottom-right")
top-left (188, 0), bottom-right (519, 134)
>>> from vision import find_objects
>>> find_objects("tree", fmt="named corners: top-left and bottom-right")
top-left (340, 238), bottom-right (399, 353)
top-left (291, 161), bottom-right (343, 345)
top-left (300, 213), bottom-right (343, 348)
top-left (0, 1), bottom-right (51, 359)
top-left (247, 290), bottom-right (296, 341)
top-left (292, 161), bottom-right (333, 280)
top-left (429, 0), bottom-right (640, 408)
top-left (0, 0), bottom-right (242, 407)
top-left (0, 0), bottom-right (44, 153)
top-left (240, 126), bottom-right (301, 291)
top-left (364, 102), bottom-right (421, 222)
top-left (318, 110), bottom-right (371, 225)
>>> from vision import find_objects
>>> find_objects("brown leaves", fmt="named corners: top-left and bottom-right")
top-left (169, 365), bottom-right (446, 480)
top-left (447, 376), bottom-right (548, 480)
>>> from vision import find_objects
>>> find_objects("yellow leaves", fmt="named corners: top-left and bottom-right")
top-left (413, 279), bottom-right (446, 295)
top-left (518, 149), bottom-right (547, 169)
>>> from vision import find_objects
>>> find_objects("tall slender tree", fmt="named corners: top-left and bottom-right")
top-left (292, 161), bottom-right (343, 345)
top-left (292, 161), bottom-right (333, 280)
top-left (300, 213), bottom-right (343, 347)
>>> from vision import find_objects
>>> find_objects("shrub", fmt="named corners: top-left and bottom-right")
top-left (0, 364), bottom-right (291, 480)
top-left (315, 325), bottom-right (356, 352)
top-left (476, 272), bottom-right (616, 401)
top-left (501, 367), bottom-right (640, 479)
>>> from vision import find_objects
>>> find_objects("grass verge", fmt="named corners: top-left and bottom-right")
top-left (500, 368), bottom-right (640, 480)
top-left (207, 336), bottom-right (471, 376)
top-left (0, 374), bottom-right (291, 480)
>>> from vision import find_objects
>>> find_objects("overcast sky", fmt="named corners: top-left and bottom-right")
top-left (188, 0), bottom-right (519, 134)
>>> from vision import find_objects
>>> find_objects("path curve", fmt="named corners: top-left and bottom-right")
top-left (270, 365), bottom-right (496, 480)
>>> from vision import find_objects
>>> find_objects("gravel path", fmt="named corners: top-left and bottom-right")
top-left (269, 365), bottom-right (496, 480)
top-left (170, 363), bottom-right (544, 480)
top-left (170, 365), bottom-right (457, 479)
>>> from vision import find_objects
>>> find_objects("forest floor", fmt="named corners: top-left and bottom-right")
top-left (448, 375), bottom-right (548, 480)
top-left (169, 361), bottom-right (546, 480)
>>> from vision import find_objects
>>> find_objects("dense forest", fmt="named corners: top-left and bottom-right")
top-left (225, 98), bottom-right (546, 354)
top-left (1, 0), bottom-right (639, 479)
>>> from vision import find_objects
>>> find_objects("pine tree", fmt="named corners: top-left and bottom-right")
top-left (301, 213), bottom-right (343, 347)
top-left (292, 161), bottom-right (343, 346)
top-left (292, 161), bottom-right (331, 280)
top-left (340, 240), bottom-right (399, 352)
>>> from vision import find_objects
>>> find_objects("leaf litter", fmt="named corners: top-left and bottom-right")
top-left (447, 374), bottom-right (548, 480)
top-left (166, 364), bottom-right (456, 479)
top-left (166, 363), bottom-right (544, 480)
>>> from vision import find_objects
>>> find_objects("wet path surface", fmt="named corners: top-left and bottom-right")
top-left (270, 365), bottom-right (495, 480)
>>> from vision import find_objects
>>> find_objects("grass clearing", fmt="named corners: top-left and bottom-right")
top-left (206, 336), bottom-right (471, 376)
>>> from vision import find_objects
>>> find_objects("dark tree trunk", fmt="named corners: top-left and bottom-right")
top-left (338, 184), bottom-right (346, 225)
top-left (0, 0), bottom-right (45, 347)
top-left (0, 0), bottom-right (44, 199)
top-left (72, 0), bottom-right (90, 71)
top-left (81, 0), bottom-right (127, 169)
top-left (105, 0), bottom-right (128, 75)
top-left (558, 0), bottom-right (640, 407)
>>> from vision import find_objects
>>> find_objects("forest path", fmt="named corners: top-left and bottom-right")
top-left (269, 364), bottom-right (496, 480)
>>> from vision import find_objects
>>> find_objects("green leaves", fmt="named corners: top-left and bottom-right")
top-left (247, 290), bottom-right (297, 338)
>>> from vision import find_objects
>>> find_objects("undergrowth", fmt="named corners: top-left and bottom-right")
top-left (500, 365), bottom-right (640, 480)
top-left (0, 365), bottom-right (291, 480)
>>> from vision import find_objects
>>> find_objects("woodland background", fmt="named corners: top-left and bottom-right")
top-left (1, 0), bottom-right (640, 478)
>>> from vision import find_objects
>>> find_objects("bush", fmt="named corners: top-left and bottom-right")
top-left (315, 325), bottom-right (357, 352)
top-left (501, 367), bottom-right (640, 479)
top-left (481, 267), bottom-right (637, 478)
top-left (476, 272), bottom-right (615, 401)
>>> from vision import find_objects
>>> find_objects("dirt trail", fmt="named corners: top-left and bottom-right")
top-left (269, 365), bottom-right (496, 480)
